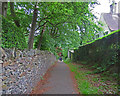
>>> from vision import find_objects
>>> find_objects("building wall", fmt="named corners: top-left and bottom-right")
top-left (118, 1), bottom-right (120, 13)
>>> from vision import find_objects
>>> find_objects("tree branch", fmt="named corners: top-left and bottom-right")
top-left (35, 21), bottom-right (47, 31)
top-left (10, 2), bottom-right (20, 27)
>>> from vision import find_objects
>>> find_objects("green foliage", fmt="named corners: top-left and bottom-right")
top-left (2, 17), bottom-right (27, 50)
top-left (62, 48), bottom-right (68, 59)
top-left (2, 2), bottom-right (103, 54)
top-left (33, 2), bottom-right (100, 54)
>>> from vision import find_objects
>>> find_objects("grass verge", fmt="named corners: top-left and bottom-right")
top-left (64, 58), bottom-right (118, 94)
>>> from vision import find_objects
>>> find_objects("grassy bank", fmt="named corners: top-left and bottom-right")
top-left (64, 58), bottom-right (118, 94)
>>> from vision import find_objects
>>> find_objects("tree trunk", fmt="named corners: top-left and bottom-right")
top-left (37, 25), bottom-right (46, 50)
top-left (28, 2), bottom-right (38, 50)
top-left (2, 2), bottom-right (8, 17)
top-left (10, 2), bottom-right (20, 27)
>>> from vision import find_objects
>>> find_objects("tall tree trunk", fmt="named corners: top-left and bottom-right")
top-left (28, 2), bottom-right (38, 50)
top-left (1, 2), bottom-right (8, 47)
top-left (37, 25), bottom-right (46, 50)
top-left (10, 2), bottom-right (20, 27)
top-left (2, 2), bottom-right (8, 17)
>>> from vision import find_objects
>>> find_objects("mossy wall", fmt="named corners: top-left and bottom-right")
top-left (72, 31), bottom-right (119, 73)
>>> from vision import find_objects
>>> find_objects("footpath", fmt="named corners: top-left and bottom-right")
top-left (31, 61), bottom-right (78, 94)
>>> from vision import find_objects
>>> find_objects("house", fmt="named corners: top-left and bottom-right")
top-left (95, 1), bottom-right (120, 39)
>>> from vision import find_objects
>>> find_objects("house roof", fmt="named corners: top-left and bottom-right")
top-left (103, 13), bottom-right (120, 31)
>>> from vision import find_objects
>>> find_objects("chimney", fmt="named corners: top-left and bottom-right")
top-left (113, 3), bottom-right (117, 14)
top-left (110, 2), bottom-right (117, 14)
top-left (110, 4), bottom-right (113, 14)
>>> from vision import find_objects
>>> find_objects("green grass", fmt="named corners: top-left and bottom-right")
top-left (64, 60), bottom-right (99, 94)
top-left (64, 59), bottom-right (118, 94)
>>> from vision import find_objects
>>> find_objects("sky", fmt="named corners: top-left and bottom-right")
top-left (92, 0), bottom-right (120, 20)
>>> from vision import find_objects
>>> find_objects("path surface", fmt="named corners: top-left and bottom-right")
top-left (42, 61), bottom-right (77, 94)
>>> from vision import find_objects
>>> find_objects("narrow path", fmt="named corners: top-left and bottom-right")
top-left (31, 61), bottom-right (78, 94)
top-left (43, 61), bottom-right (77, 94)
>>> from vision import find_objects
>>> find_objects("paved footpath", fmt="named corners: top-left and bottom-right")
top-left (43, 61), bottom-right (78, 94)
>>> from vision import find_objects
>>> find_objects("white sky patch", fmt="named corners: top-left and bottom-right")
top-left (92, 0), bottom-right (120, 20)
top-left (18, 6), bottom-right (22, 9)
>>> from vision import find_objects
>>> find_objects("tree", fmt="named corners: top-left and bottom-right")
top-left (2, 2), bottom-right (8, 17)
top-left (28, 2), bottom-right (38, 50)
top-left (2, 2), bottom-right (102, 53)
top-left (2, 2), bottom-right (27, 49)
top-left (34, 2), bottom-right (90, 48)
top-left (10, 2), bottom-right (20, 27)
top-left (37, 24), bottom-right (46, 49)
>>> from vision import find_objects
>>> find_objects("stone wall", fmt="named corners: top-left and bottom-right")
top-left (0, 48), bottom-right (56, 94)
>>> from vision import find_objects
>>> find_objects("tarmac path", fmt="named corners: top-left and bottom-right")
top-left (31, 61), bottom-right (78, 94)
top-left (44, 61), bottom-right (77, 94)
